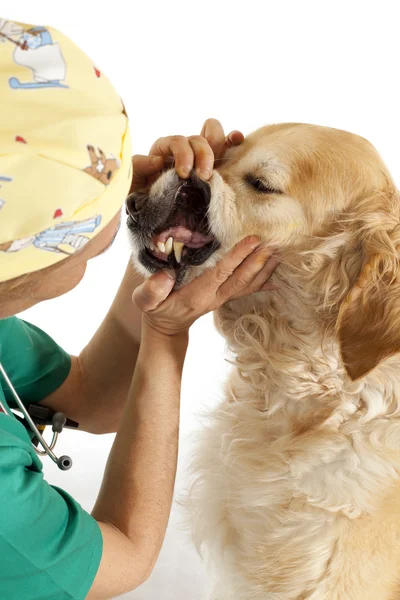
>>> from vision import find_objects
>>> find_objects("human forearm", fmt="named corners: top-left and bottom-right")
top-left (77, 262), bottom-right (144, 433)
top-left (91, 324), bottom-right (188, 582)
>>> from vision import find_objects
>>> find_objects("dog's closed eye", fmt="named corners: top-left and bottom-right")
top-left (245, 174), bottom-right (282, 195)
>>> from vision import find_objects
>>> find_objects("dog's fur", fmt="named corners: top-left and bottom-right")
top-left (132, 124), bottom-right (400, 599)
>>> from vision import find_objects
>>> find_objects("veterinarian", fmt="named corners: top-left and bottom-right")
top-left (0, 19), bottom-right (277, 599)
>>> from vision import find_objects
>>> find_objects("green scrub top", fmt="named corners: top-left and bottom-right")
top-left (0, 317), bottom-right (103, 599)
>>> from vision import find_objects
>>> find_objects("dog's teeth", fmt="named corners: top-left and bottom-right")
top-left (157, 241), bottom-right (166, 253)
top-left (173, 241), bottom-right (184, 264)
top-left (165, 237), bottom-right (173, 256)
top-left (149, 241), bottom-right (155, 251)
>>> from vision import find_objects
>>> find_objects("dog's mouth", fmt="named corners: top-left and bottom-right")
top-left (127, 176), bottom-right (220, 276)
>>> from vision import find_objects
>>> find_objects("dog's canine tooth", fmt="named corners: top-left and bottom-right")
top-left (157, 241), bottom-right (166, 253)
top-left (149, 241), bottom-right (155, 251)
top-left (165, 237), bottom-right (174, 256)
top-left (173, 241), bottom-right (184, 263)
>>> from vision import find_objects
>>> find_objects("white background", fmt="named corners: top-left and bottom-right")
top-left (2, 1), bottom-right (400, 598)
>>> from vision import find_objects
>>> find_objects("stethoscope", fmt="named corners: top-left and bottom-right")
top-left (0, 362), bottom-right (76, 470)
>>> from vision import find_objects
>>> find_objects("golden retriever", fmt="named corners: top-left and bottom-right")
top-left (127, 123), bottom-right (400, 600)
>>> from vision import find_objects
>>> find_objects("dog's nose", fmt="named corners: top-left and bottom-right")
top-left (126, 192), bottom-right (147, 216)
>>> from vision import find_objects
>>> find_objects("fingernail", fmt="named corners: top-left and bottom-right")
top-left (254, 242), bottom-right (269, 251)
top-left (244, 236), bottom-right (261, 249)
top-left (254, 242), bottom-right (279, 257)
top-left (150, 156), bottom-right (162, 165)
top-left (163, 269), bottom-right (176, 281)
top-left (197, 168), bottom-right (212, 180)
top-left (180, 166), bottom-right (192, 177)
top-left (158, 270), bottom-right (176, 294)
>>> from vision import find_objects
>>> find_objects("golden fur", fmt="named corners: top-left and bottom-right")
top-left (135, 123), bottom-right (400, 599)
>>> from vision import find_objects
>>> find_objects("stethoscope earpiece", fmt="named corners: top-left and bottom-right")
top-left (57, 455), bottom-right (73, 471)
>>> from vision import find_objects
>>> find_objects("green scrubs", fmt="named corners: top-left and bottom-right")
top-left (0, 317), bottom-right (102, 599)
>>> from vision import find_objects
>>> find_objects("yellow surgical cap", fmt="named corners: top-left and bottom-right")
top-left (0, 18), bottom-right (132, 282)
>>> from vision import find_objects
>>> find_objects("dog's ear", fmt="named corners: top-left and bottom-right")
top-left (337, 193), bottom-right (400, 381)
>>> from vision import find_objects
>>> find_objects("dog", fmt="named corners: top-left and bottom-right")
top-left (127, 123), bottom-right (400, 600)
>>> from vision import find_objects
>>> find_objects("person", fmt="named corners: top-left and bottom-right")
top-left (0, 19), bottom-right (278, 600)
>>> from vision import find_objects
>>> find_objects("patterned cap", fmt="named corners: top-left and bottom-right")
top-left (0, 18), bottom-right (132, 282)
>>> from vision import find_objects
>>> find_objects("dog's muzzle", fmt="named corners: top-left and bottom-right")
top-left (126, 171), bottom-right (220, 282)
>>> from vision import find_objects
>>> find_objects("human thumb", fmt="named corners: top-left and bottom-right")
top-left (132, 270), bottom-right (176, 312)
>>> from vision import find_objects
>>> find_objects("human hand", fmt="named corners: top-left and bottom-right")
top-left (132, 237), bottom-right (279, 337)
top-left (129, 118), bottom-right (244, 192)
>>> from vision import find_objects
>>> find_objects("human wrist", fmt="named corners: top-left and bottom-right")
top-left (140, 319), bottom-right (189, 355)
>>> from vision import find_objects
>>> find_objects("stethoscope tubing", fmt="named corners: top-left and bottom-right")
top-left (0, 362), bottom-right (72, 470)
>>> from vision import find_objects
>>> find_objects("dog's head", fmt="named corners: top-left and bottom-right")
top-left (127, 123), bottom-right (400, 381)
